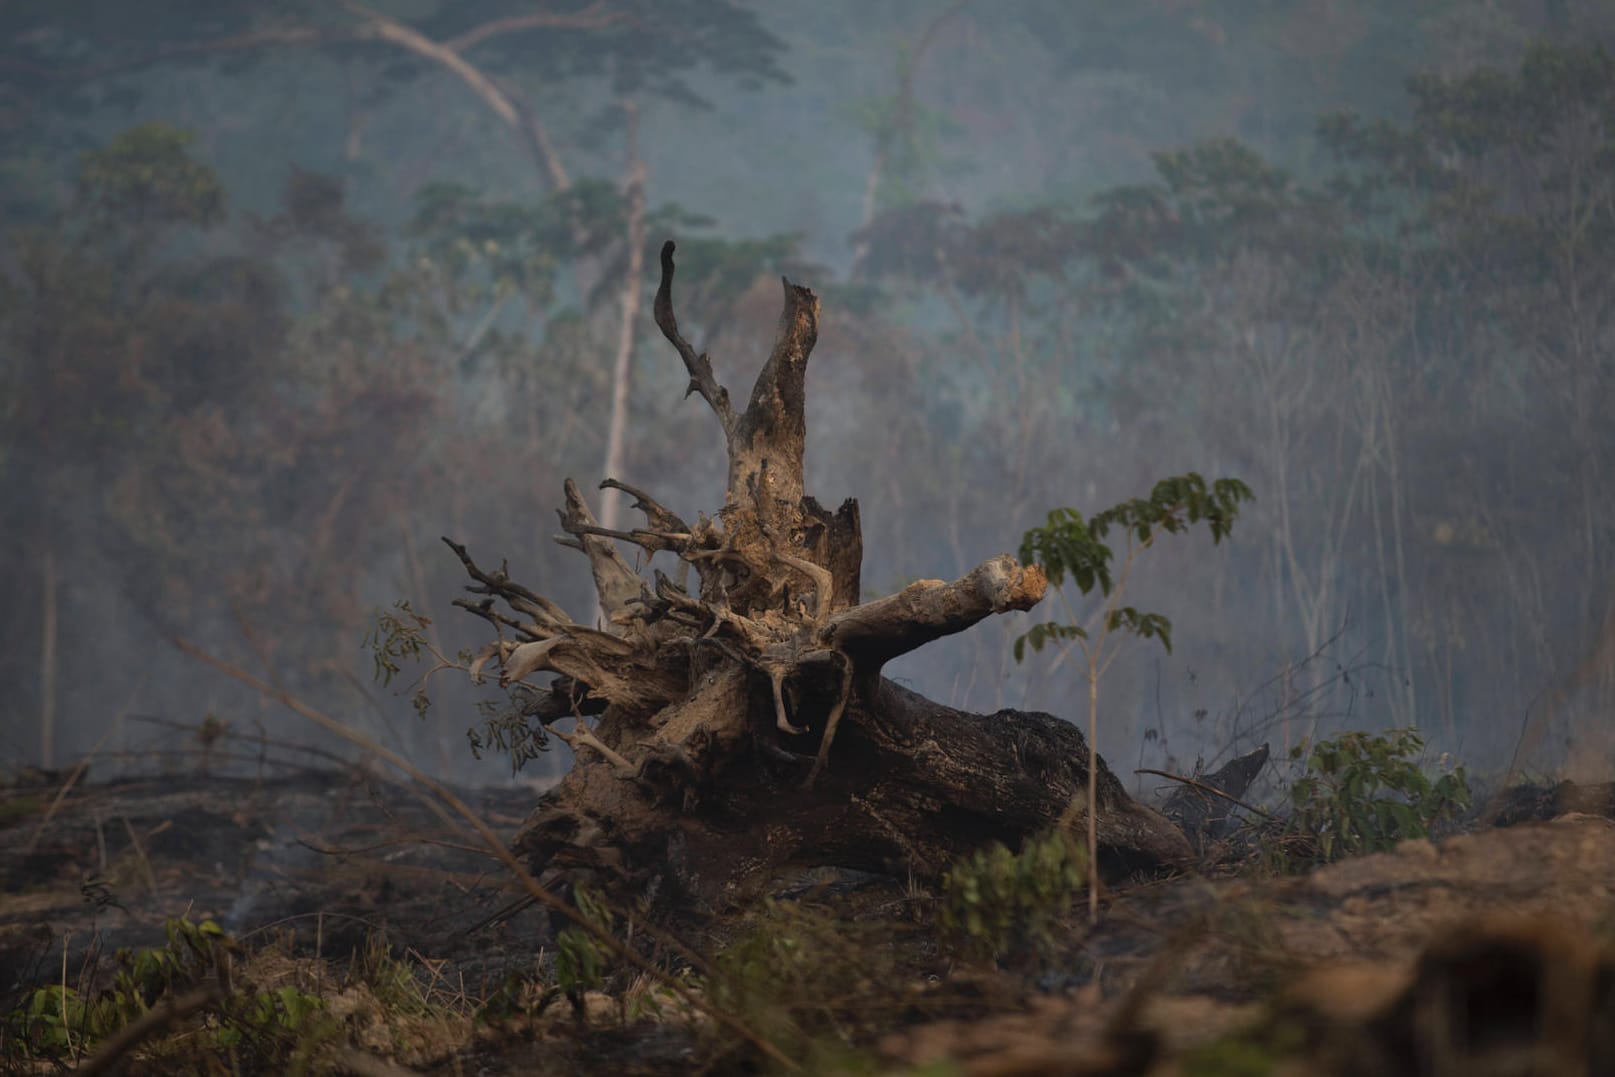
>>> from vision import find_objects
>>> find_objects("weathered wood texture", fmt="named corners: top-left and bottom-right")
top-left (447, 241), bottom-right (1193, 912)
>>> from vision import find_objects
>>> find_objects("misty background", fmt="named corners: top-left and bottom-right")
top-left (3, 1), bottom-right (1613, 791)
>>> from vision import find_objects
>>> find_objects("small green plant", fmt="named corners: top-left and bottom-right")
top-left (362, 599), bottom-right (449, 719)
top-left (1279, 728), bottom-right (1469, 867)
top-left (365, 598), bottom-right (554, 770)
top-left (1018, 473), bottom-right (1254, 917)
top-left (705, 899), bottom-right (899, 1071)
top-left (2, 915), bottom-right (341, 1069)
top-left (8, 984), bottom-right (114, 1058)
top-left (939, 830), bottom-right (1086, 966)
top-left (555, 885), bottom-right (612, 996)
top-left (364, 599), bottom-right (433, 685)
top-left (214, 984), bottom-right (338, 1068)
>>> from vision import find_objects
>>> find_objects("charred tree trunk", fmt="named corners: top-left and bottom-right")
top-left (446, 241), bottom-right (1190, 911)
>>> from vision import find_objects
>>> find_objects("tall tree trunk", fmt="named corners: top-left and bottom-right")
top-left (598, 101), bottom-right (646, 537)
top-left (848, 1), bottom-right (970, 276)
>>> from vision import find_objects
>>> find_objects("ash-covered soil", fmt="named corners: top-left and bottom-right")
top-left (0, 767), bottom-right (551, 1006)
top-left (4, 765), bottom-right (1614, 1074)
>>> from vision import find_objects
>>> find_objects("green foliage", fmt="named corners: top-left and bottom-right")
top-left (363, 600), bottom-right (433, 688)
top-left (554, 885), bottom-right (614, 1000)
top-left (407, 180), bottom-right (587, 305)
top-left (9, 984), bottom-right (107, 1057)
top-left (939, 830), bottom-right (1086, 965)
top-left (1013, 619), bottom-right (1092, 659)
top-left (1021, 474), bottom-right (1254, 597)
top-left (846, 90), bottom-right (965, 211)
top-left (75, 122), bottom-right (224, 230)
top-left (3, 914), bottom-right (337, 1068)
top-left (466, 697), bottom-right (553, 773)
top-left (1280, 729), bottom-right (1470, 867)
top-left (1014, 473), bottom-right (1253, 660)
top-left (212, 984), bottom-right (337, 1067)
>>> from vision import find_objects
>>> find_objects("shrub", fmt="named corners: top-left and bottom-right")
top-left (1279, 728), bottom-right (1469, 867)
top-left (939, 830), bottom-right (1086, 966)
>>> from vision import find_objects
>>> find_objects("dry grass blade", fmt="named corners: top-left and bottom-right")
top-left (172, 636), bottom-right (800, 1072)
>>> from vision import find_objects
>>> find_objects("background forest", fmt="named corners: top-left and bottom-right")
top-left (3, 0), bottom-right (1613, 788)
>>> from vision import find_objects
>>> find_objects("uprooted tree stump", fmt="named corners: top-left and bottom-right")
top-left (445, 240), bottom-right (1192, 913)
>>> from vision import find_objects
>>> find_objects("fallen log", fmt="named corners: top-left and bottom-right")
top-left (448, 240), bottom-right (1193, 913)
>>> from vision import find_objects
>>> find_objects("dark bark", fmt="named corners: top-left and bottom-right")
top-left (511, 677), bottom-right (1193, 912)
top-left (1160, 743), bottom-right (1272, 852)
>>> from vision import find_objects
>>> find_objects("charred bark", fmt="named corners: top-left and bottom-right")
top-left (1159, 743), bottom-right (1272, 852)
top-left (446, 240), bottom-right (1192, 913)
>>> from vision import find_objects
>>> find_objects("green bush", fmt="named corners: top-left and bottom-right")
top-left (939, 830), bottom-right (1086, 965)
top-left (1280, 728), bottom-right (1469, 867)
top-left (2, 915), bottom-right (338, 1069)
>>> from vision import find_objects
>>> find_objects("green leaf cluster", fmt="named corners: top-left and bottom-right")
top-left (75, 122), bottom-right (225, 230)
top-left (212, 985), bottom-right (335, 1064)
top-left (554, 885), bottom-right (614, 999)
top-left (1021, 474), bottom-right (1254, 595)
top-left (939, 830), bottom-right (1087, 966)
top-left (1014, 473), bottom-right (1253, 660)
top-left (363, 599), bottom-right (433, 687)
top-left (2, 915), bottom-right (338, 1068)
top-left (1280, 729), bottom-right (1470, 867)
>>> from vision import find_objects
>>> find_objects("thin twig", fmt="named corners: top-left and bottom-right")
top-left (1133, 768), bottom-right (1275, 820)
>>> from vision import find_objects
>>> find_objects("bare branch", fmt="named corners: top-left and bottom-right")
top-left (337, 1), bottom-right (571, 190)
top-left (554, 722), bottom-right (635, 774)
top-left (503, 638), bottom-right (563, 685)
top-left (819, 556), bottom-right (1047, 668)
top-left (1137, 768), bottom-right (1276, 821)
top-left (599, 477), bottom-right (692, 534)
top-left (653, 241), bottom-right (735, 434)
top-left (451, 597), bottom-right (545, 641)
top-left (441, 537), bottom-right (572, 627)
top-left (727, 276), bottom-right (820, 511)
top-left (444, 3), bottom-right (627, 53)
top-left (568, 521), bottom-right (692, 556)
top-left (558, 479), bottom-right (648, 625)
